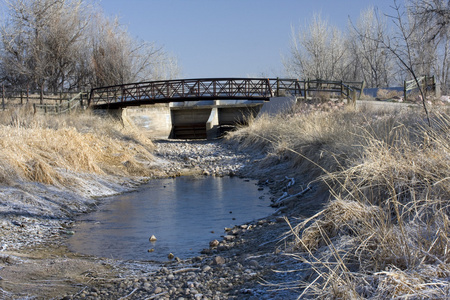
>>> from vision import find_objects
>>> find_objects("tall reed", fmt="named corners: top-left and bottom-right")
top-left (228, 103), bottom-right (450, 298)
top-left (0, 107), bottom-right (157, 187)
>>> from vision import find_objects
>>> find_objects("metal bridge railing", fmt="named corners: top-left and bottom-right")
top-left (88, 78), bottom-right (365, 108)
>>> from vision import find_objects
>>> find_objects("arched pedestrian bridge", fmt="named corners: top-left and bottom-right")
top-left (88, 78), bottom-right (363, 139)
top-left (88, 78), bottom-right (305, 109)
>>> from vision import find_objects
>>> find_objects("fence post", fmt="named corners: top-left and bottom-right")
top-left (351, 89), bottom-right (357, 108)
top-left (404, 80), bottom-right (407, 102)
top-left (40, 85), bottom-right (44, 104)
top-left (360, 81), bottom-right (366, 99)
top-left (346, 86), bottom-right (350, 104)
top-left (276, 77), bottom-right (280, 97)
top-left (296, 79), bottom-right (301, 99)
top-left (88, 90), bottom-right (93, 106)
top-left (304, 79), bottom-right (308, 100)
top-left (422, 75), bottom-right (425, 97)
top-left (431, 75), bottom-right (436, 95)
top-left (26, 85), bottom-right (29, 103)
top-left (2, 84), bottom-right (5, 111)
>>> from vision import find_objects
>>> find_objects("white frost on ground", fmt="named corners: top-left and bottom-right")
top-left (0, 139), bottom-right (259, 251)
top-left (0, 170), bottom-right (144, 251)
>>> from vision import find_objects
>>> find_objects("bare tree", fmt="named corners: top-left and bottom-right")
top-left (411, 0), bottom-right (450, 41)
top-left (88, 14), bottom-right (179, 87)
top-left (373, 0), bottom-right (438, 124)
top-left (145, 51), bottom-right (180, 81)
top-left (0, 0), bottom-right (180, 91)
top-left (0, 0), bottom-right (89, 91)
top-left (348, 7), bottom-right (396, 88)
top-left (89, 16), bottom-right (139, 87)
top-left (409, 0), bottom-right (450, 93)
top-left (42, 0), bottom-right (90, 91)
top-left (284, 14), bottom-right (350, 80)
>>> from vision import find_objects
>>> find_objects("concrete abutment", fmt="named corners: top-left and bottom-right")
top-left (119, 97), bottom-right (296, 139)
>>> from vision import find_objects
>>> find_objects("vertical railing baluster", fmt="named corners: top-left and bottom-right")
top-left (182, 79), bottom-right (185, 97)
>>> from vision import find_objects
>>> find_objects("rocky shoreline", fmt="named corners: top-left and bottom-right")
top-left (152, 139), bottom-right (262, 177)
top-left (68, 216), bottom-right (303, 300)
top-left (0, 139), bottom-right (308, 299)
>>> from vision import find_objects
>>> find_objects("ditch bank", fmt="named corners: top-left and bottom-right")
top-left (0, 138), bottom-right (321, 300)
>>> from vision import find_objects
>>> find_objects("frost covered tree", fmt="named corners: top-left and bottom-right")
top-left (283, 14), bottom-right (350, 81)
top-left (0, 0), bottom-right (180, 91)
top-left (409, 0), bottom-right (450, 92)
top-left (366, 0), bottom-right (449, 124)
top-left (0, 0), bottom-right (90, 90)
top-left (88, 14), bottom-right (179, 87)
top-left (348, 7), bottom-right (395, 87)
top-left (284, 0), bottom-right (449, 93)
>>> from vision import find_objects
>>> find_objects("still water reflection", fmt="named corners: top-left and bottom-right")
top-left (69, 176), bottom-right (273, 261)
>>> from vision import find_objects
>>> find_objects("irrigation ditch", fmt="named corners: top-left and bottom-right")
top-left (0, 98), bottom-right (448, 299)
top-left (0, 137), bottom-right (311, 300)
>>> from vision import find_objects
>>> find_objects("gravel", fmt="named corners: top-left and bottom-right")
top-left (153, 139), bottom-right (263, 177)
top-left (68, 218), bottom-right (304, 300)
top-left (1, 139), bottom-right (305, 299)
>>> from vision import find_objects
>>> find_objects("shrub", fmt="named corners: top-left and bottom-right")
top-left (376, 89), bottom-right (402, 99)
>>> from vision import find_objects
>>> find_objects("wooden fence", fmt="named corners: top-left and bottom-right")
top-left (33, 92), bottom-right (88, 114)
top-left (301, 79), bottom-right (365, 105)
top-left (403, 75), bottom-right (435, 101)
top-left (1, 85), bottom-right (87, 114)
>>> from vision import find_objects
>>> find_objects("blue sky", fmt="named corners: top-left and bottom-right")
top-left (100, 1), bottom-right (394, 78)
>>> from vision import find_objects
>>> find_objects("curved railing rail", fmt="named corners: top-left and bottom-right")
top-left (88, 78), bottom-right (364, 109)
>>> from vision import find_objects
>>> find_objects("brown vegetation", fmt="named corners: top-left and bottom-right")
top-left (0, 107), bottom-right (158, 187)
top-left (227, 103), bottom-right (450, 298)
top-left (376, 88), bottom-right (403, 100)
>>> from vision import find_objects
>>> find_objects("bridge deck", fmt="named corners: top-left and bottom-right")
top-left (88, 78), bottom-right (364, 109)
top-left (89, 78), bottom-right (302, 109)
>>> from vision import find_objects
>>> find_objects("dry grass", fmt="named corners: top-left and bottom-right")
top-left (228, 103), bottom-right (450, 299)
top-left (0, 106), bottom-right (157, 187)
top-left (376, 89), bottom-right (403, 99)
top-left (228, 102), bottom-right (381, 179)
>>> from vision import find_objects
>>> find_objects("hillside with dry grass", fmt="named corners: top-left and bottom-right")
top-left (0, 107), bottom-right (162, 189)
top-left (226, 102), bottom-right (450, 299)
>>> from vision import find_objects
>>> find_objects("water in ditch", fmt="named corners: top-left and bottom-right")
top-left (68, 176), bottom-right (273, 261)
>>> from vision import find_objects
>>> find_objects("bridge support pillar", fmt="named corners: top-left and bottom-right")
top-left (258, 96), bottom-right (297, 117)
top-left (206, 107), bottom-right (219, 139)
top-left (120, 101), bottom-right (264, 140)
top-left (122, 104), bottom-right (172, 139)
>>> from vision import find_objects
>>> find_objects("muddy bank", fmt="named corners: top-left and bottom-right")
top-left (0, 139), bottom-right (317, 299)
